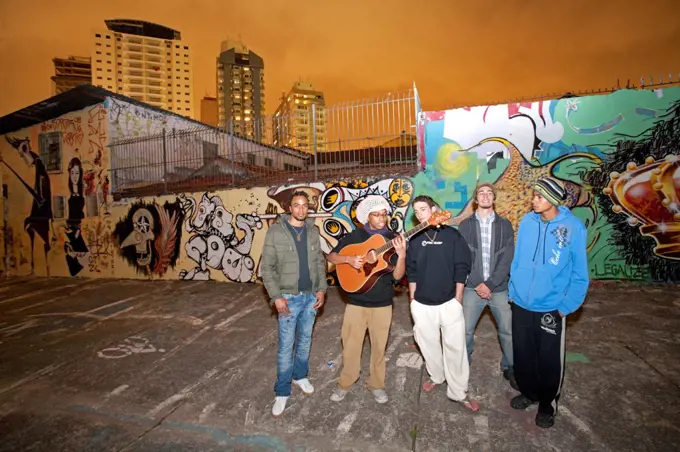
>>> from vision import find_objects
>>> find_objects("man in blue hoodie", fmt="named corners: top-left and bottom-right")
top-left (508, 177), bottom-right (589, 429)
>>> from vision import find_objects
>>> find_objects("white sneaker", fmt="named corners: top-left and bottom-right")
top-left (371, 388), bottom-right (388, 404)
top-left (330, 387), bottom-right (348, 402)
top-left (272, 396), bottom-right (289, 417)
top-left (293, 378), bottom-right (315, 395)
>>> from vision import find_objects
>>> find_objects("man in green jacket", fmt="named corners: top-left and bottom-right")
top-left (261, 190), bottom-right (328, 417)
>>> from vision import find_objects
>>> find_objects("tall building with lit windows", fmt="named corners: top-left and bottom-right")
top-left (216, 40), bottom-right (265, 140)
top-left (273, 81), bottom-right (326, 153)
top-left (52, 56), bottom-right (92, 95)
top-left (91, 19), bottom-right (194, 118)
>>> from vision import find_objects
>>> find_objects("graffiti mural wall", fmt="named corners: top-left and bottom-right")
top-left (0, 104), bottom-right (113, 278)
top-left (416, 87), bottom-right (680, 281)
top-left (107, 177), bottom-right (412, 284)
top-left (4, 87), bottom-right (680, 283)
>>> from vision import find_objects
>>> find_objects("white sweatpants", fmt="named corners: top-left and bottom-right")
top-left (410, 298), bottom-right (470, 401)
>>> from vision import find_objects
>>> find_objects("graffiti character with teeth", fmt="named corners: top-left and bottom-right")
top-left (178, 192), bottom-right (262, 282)
top-left (113, 200), bottom-right (183, 277)
top-left (120, 208), bottom-right (155, 266)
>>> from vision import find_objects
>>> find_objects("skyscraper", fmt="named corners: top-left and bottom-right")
top-left (51, 56), bottom-right (91, 95)
top-left (273, 81), bottom-right (327, 153)
top-left (216, 40), bottom-right (265, 139)
top-left (91, 19), bottom-right (194, 118)
top-left (200, 96), bottom-right (218, 127)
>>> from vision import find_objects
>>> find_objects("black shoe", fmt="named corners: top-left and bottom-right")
top-left (535, 411), bottom-right (556, 428)
top-left (503, 369), bottom-right (520, 391)
top-left (510, 394), bottom-right (537, 410)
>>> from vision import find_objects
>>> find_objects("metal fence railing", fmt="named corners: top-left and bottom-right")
top-left (109, 85), bottom-right (422, 198)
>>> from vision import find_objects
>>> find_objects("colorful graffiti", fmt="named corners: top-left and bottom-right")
top-left (417, 87), bottom-right (680, 281)
top-left (112, 199), bottom-right (184, 277)
top-left (586, 99), bottom-right (680, 281)
top-left (258, 176), bottom-right (413, 284)
top-left (5, 88), bottom-right (680, 283)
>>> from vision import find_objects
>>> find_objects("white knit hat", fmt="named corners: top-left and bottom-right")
top-left (356, 195), bottom-right (392, 224)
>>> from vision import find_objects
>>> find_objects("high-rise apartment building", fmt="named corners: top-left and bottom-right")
top-left (52, 56), bottom-right (91, 95)
top-left (273, 81), bottom-right (327, 153)
top-left (216, 40), bottom-right (265, 139)
top-left (200, 96), bottom-right (218, 127)
top-left (91, 19), bottom-right (194, 118)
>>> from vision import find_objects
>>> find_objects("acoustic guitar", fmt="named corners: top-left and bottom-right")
top-left (335, 211), bottom-right (452, 293)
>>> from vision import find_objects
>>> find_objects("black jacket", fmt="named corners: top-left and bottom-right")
top-left (406, 226), bottom-right (471, 305)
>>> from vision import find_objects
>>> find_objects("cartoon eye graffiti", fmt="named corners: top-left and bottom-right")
top-left (323, 219), bottom-right (347, 238)
top-left (389, 212), bottom-right (404, 233)
top-left (389, 177), bottom-right (414, 207)
top-left (320, 187), bottom-right (344, 212)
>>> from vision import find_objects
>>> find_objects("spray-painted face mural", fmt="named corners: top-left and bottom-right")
top-left (120, 208), bottom-right (155, 267)
top-left (112, 200), bottom-right (183, 277)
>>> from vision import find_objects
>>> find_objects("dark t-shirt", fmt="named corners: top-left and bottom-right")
top-left (332, 227), bottom-right (398, 307)
top-left (285, 221), bottom-right (313, 292)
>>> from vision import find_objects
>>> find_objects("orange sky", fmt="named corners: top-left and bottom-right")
top-left (0, 0), bottom-right (678, 120)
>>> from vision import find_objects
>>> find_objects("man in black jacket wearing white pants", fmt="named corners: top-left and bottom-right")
top-left (407, 195), bottom-right (479, 412)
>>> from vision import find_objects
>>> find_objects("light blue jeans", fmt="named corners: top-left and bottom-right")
top-left (274, 292), bottom-right (318, 396)
top-left (463, 287), bottom-right (513, 371)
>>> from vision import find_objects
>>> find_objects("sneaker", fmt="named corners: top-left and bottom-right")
top-left (503, 369), bottom-right (520, 391)
top-left (535, 411), bottom-right (556, 428)
top-left (370, 388), bottom-right (388, 404)
top-left (272, 396), bottom-right (289, 417)
top-left (510, 394), bottom-right (537, 410)
top-left (293, 378), bottom-right (315, 395)
top-left (330, 387), bottom-right (348, 402)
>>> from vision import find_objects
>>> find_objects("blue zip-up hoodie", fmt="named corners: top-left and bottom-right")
top-left (508, 206), bottom-right (589, 316)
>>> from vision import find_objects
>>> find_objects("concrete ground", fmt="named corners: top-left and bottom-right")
top-left (0, 277), bottom-right (678, 452)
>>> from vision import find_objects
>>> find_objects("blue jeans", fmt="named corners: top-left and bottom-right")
top-left (274, 292), bottom-right (318, 396)
top-left (463, 287), bottom-right (513, 370)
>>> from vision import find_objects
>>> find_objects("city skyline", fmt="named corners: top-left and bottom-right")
top-left (0, 0), bottom-right (678, 119)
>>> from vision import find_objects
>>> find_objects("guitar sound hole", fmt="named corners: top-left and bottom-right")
top-left (363, 261), bottom-right (378, 276)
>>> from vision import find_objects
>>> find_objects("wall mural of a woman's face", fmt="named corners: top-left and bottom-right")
top-left (68, 158), bottom-right (83, 194)
top-left (70, 164), bottom-right (81, 188)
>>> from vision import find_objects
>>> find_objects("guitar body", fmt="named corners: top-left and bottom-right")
top-left (336, 234), bottom-right (396, 294)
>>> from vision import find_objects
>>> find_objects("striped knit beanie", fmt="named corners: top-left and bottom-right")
top-left (534, 177), bottom-right (566, 206)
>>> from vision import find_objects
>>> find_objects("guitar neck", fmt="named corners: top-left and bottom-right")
top-left (375, 220), bottom-right (437, 255)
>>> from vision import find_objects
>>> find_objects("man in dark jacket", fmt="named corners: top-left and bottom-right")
top-left (261, 191), bottom-right (328, 417)
top-left (458, 182), bottom-right (518, 390)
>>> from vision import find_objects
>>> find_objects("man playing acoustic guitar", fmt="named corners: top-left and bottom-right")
top-left (326, 195), bottom-right (406, 404)
top-left (407, 195), bottom-right (480, 412)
